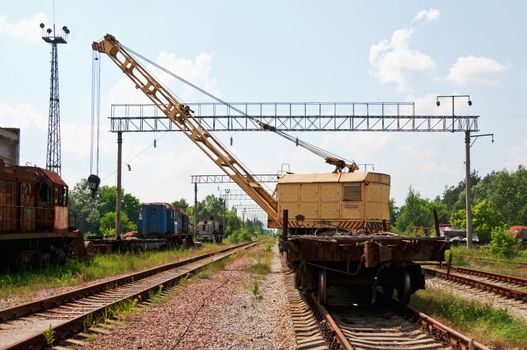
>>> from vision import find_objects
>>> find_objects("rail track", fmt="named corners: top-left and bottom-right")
top-left (0, 241), bottom-right (257, 350)
top-left (423, 266), bottom-right (527, 302)
top-left (457, 255), bottom-right (527, 268)
top-left (283, 265), bottom-right (488, 349)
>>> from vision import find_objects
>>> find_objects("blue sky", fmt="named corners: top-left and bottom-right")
top-left (1, 1), bottom-right (526, 220)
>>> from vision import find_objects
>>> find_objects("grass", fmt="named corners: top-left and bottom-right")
top-left (0, 242), bottom-right (236, 302)
top-left (42, 325), bottom-right (55, 348)
top-left (410, 286), bottom-right (527, 348)
top-left (446, 245), bottom-right (527, 279)
top-left (243, 237), bottom-right (275, 298)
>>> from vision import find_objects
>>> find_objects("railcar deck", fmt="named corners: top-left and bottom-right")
top-left (284, 234), bottom-right (450, 267)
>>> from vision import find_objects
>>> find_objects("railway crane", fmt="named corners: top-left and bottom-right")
top-left (92, 34), bottom-right (450, 305)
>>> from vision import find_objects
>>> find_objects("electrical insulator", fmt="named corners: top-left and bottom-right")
top-left (230, 137), bottom-right (233, 146)
top-left (154, 139), bottom-right (157, 148)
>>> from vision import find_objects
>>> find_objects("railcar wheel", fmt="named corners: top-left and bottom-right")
top-left (317, 269), bottom-right (327, 305)
top-left (396, 271), bottom-right (412, 305)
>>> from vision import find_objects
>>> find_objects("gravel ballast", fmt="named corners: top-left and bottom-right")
top-left (79, 243), bottom-right (295, 350)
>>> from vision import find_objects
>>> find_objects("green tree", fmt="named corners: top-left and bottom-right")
top-left (224, 210), bottom-right (243, 236)
top-left (99, 211), bottom-right (135, 237)
top-left (449, 200), bottom-right (505, 243)
top-left (473, 166), bottom-right (527, 225)
top-left (389, 198), bottom-right (399, 226)
top-left (196, 195), bottom-right (224, 222)
top-left (99, 186), bottom-right (141, 224)
top-left (395, 187), bottom-right (434, 234)
top-left (172, 198), bottom-right (189, 209)
top-left (69, 179), bottom-right (101, 235)
top-left (441, 171), bottom-right (480, 212)
top-left (489, 225), bottom-right (517, 257)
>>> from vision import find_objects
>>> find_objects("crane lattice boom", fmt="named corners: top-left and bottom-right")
top-left (92, 34), bottom-right (279, 225)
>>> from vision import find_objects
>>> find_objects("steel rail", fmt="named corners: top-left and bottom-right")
top-left (396, 301), bottom-right (490, 350)
top-left (437, 265), bottom-right (527, 288)
top-left (423, 267), bottom-right (527, 302)
top-left (0, 241), bottom-right (256, 350)
top-left (457, 255), bottom-right (527, 268)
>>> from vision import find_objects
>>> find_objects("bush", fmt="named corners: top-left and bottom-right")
top-left (228, 227), bottom-right (253, 243)
top-left (489, 225), bottom-right (517, 258)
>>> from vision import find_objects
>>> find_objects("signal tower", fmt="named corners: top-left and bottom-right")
top-left (40, 22), bottom-right (70, 175)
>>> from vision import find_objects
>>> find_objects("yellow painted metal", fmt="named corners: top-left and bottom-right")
top-left (92, 35), bottom-right (280, 225)
top-left (276, 172), bottom-right (390, 230)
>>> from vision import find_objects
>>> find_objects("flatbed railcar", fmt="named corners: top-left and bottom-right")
top-left (277, 172), bottom-right (450, 305)
top-left (88, 202), bottom-right (194, 253)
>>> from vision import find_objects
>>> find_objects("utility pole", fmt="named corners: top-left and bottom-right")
top-left (464, 131), bottom-right (473, 248)
top-left (40, 22), bottom-right (70, 175)
top-left (466, 132), bottom-right (495, 248)
top-left (436, 95), bottom-right (473, 247)
top-left (194, 183), bottom-right (198, 238)
top-left (115, 131), bottom-right (123, 239)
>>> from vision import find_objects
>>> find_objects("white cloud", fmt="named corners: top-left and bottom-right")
top-left (109, 51), bottom-right (217, 105)
top-left (412, 8), bottom-right (441, 23)
top-left (0, 13), bottom-right (48, 44)
top-left (446, 56), bottom-right (510, 85)
top-left (0, 102), bottom-right (47, 129)
top-left (369, 28), bottom-right (436, 91)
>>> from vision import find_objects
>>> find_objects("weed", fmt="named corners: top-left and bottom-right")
top-left (0, 243), bottom-right (237, 302)
top-left (178, 273), bottom-right (191, 288)
top-left (251, 278), bottom-right (262, 299)
top-left (42, 325), bottom-right (55, 347)
top-left (148, 285), bottom-right (167, 305)
top-left (86, 333), bottom-right (97, 343)
top-left (246, 260), bottom-right (271, 274)
top-left (196, 270), bottom-right (210, 279)
top-left (83, 313), bottom-right (96, 331)
top-left (411, 287), bottom-right (527, 347)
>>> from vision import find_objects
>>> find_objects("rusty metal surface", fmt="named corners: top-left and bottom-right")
top-left (286, 235), bottom-right (450, 267)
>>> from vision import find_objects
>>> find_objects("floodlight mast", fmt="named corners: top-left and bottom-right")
top-left (40, 22), bottom-right (70, 175)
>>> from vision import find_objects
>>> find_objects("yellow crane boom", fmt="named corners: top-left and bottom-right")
top-left (92, 34), bottom-right (279, 225)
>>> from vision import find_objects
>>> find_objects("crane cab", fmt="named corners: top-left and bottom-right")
top-left (274, 171), bottom-right (390, 233)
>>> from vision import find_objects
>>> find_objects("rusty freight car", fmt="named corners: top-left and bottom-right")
top-left (0, 161), bottom-right (85, 269)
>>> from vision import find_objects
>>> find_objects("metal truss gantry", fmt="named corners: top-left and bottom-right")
top-left (191, 174), bottom-right (278, 184)
top-left (110, 102), bottom-right (479, 133)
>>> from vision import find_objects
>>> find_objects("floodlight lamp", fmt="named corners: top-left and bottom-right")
top-left (46, 28), bottom-right (52, 34)
top-left (468, 100), bottom-right (472, 106)
top-left (436, 101), bottom-right (440, 107)
top-left (40, 23), bottom-right (45, 28)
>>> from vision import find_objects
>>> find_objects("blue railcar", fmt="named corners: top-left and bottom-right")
top-left (137, 203), bottom-right (191, 244)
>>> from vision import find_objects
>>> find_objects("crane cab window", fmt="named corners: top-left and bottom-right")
top-left (342, 183), bottom-right (361, 201)
top-left (39, 183), bottom-right (52, 202)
